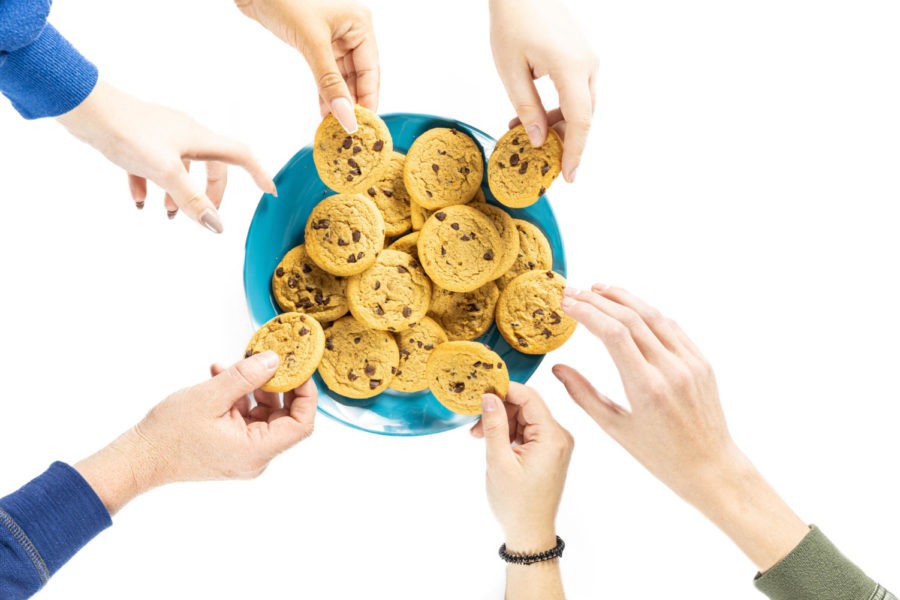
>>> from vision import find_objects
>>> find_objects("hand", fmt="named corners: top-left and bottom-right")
top-left (554, 284), bottom-right (809, 571)
top-left (471, 383), bottom-right (573, 553)
top-left (236, 0), bottom-right (379, 133)
top-left (56, 81), bottom-right (276, 232)
top-left (75, 351), bottom-right (317, 514)
top-left (489, 0), bottom-right (598, 182)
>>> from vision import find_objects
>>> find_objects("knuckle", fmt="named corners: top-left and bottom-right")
top-left (229, 362), bottom-right (258, 390)
top-left (643, 307), bottom-right (665, 327)
top-left (513, 101), bottom-right (543, 116)
top-left (643, 377), bottom-right (669, 401)
top-left (605, 322), bottom-right (630, 343)
top-left (317, 70), bottom-right (346, 92)
top-left (669, 366), bottom-right (694, 391)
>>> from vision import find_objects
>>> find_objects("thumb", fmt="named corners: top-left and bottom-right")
top-left (552, 364), bottom-right (628, 437)
top-left (497, 63), bottom-right (548, 147)
top-left (200, 351), bottom-right (280, 415)
top-left (302, 39), bottom-right (357, 134)
top-left (481, 394), bottom-right (514, 468)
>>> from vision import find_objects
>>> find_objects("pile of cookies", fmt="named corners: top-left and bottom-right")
top-left (247, 105), bottom-right (576, 416)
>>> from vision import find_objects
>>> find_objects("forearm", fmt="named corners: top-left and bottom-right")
top-left (503, 529), bottom-right (565, 600)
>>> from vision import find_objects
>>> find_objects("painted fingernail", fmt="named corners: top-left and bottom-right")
top-left (563, 286), bottom-right (579, 297)
top-left (167, 209), bottom-right (178, 220)
top-left (561, 297), bottom-right (576, 309)
top-left (135, 200), bottom-right (145, 210)
top-left (482, 394), bottom-right (497, 412)
top-left (330, 97), bottom-right (358, 134)
top-left (525, 124), bottom-right (543, 147)
top-left (199, 208), bottom-right (224, 234)
top-left (255, 350), bottom-right (279, 370)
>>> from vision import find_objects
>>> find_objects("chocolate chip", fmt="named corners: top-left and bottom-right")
top-left (497, 362), bottom-right (503, 369)
top-left (299, 327), bottom-right (310, 336)
top-left (450, 223), bottom-right (460, 230)
top-left (517, 337), bottom-right (528, 347)
top-left (542, 328), bottom-right (552, 338)
top-left (357, 251), bottom-right (364, 260)
top-left (526, 261), bottom-right (536, 269)
top-left (244, 350), bottom-right (253, 358)
top-left (432, 164), bottom-right (439, 174)
top-left (397, 265), bottom-right (409, 274)
top-left (374, 280), bottom-right (381, 290)
top-left (460, 234), bottom-right (470, 241)
top-left (348, 158), bottom-right (359, 169)
top-left (483, 363), bottom-right (494, 369)
top-left (518, 161), bottom-right (529, 174)
top-left (342, 137), bottom-right (352, 149)
top-left (426, 190), bottom-right (433, 197)
top-left (374, 304), bottom-right (385, 315)
top-left (512, 137), bottom-right (520, 145)
top-left (437, 149), bottom-right (447, 155)
top-left (338, 237), bottom-right (349, 246)
top-left (546, 271), bottom-right (555, 278)
top-left (275, 266), bottom-right (284, 277)
top-left (369, 379), bottom-right (382, 389)
top-left (350, 337), bottom-right (360, 345)
top-left (473, 361), bottom-right (482, 367)
top-left (314, 292), bottom-right (325, 305)
top-left (391, 366), bottom-right (397, 374)
top-left (346, 174), bottom-right (354, 181)
top-left (499, 162), bottom-right (506, 168)
top-left (352, 230), bottom-right (361, 242)
top-left (367, 187), bottom-right (377, 197)
top-left (287, 278), bottom-right (298, 289)
top-left (483, 250), bottom-right (494, 261)
top-left (459, 166), bottom-right (470, 174)
top-left (451, 130), bottom-right (458, 135)
top-left (402, 306), bottom-right (412, 317)
top-left (302, 264), bottom-right (312, 273)
top-left (400, 349), bottom-right (411, 358)
top-left (373, 140), bottom-right (384, 151)
top-left (533, 308), bottom-right (545, 317)
top-left (299, 299), bottom-right (313, 309)
top-left (348, 370), bottom-right (358, 381)
top-left (353, 146), bottom-right (361, 154)
top-left (539, 187), bottom-right (546, 196)
top-left (409, 258), bottom-right (419, 269)
top-left (441, 246), bottom-right (446, 256)
top-left (365, 364), bottom-right (376, 376)
top-left (435, 211), bottom-right (446, 221)
top-left (424, 344), bottom-right (434, 350)
top-left (541, 163), bottom-right (551, 176)
top-left (549, 312), bottom-right (562, 324)
top-left (311, 218), bottom-right (330, 230)
top-left (348, 254), bottom-right (357, 263)
top-left (451, 382), bottom-right (465, 393)
top-left (464, 303), bottom-right (480, 312)
top-left (509, 153), bottom-right (520, 167)
top-left (383, 190), bottom-right (393, 198)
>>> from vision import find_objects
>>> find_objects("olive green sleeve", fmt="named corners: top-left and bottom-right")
top-left (754, 525), bottom-right (895, 600)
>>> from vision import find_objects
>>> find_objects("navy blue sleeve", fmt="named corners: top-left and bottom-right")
top-left (0, 0), bottom-right (98, 119)
top-left (0, 462), bottom-right (112, 599)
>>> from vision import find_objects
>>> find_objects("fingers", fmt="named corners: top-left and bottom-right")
top-left (552, 73), bottom-right (594, 182)
top-left (552, 364), bottom-right (628, 435)
top-left (302, 36), bottom-right (357, 133)
top-left (163, 167), bottom-right (223, 233)
top-left (254, 378), bottom-right (318, 455)
top-left (351, 36), bottom-right (380, 112)
top-left (128, 174), bottom-right (146, 210)
top-left (480, 393), bottom-right (515, 468)
top-left (163, 159), bottom-right (189, 220)
top-left (184, 132), bottom-right (276, 197)
top-left (201, 351), bottom-right (280, 415)
top-left (592, 285), bottom-right (686, 355)
top-left (497, 63), bottom-right (548, 147)
top-left (205, 161), bottom-right (228, 209)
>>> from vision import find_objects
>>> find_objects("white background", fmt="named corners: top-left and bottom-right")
top-left (1, 0), bottom-right (898, 598)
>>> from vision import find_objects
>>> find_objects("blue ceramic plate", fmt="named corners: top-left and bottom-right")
top-left (244, 113), bottom-right (566, 436)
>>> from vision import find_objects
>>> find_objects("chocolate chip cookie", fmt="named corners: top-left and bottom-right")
top-left (426, 341), bottom-right (509, 415)
top-left (496, 218), bottom-right (553, 290)
top-left (403, 128), bottom-right (484, 210)
top-left (271, 244), bottom-right (348, 322)
top-left (417, 204), bottom-right (502, 292)
top-left (313, 104), bottom-right (393, 194)
top-left (245, 312), bottom-right (325, 393)
top-left (411, 188), bottom-right (484, 231)
top-left (387, 231), bottom-right (419, 259)
top-left (469, 201), bottom-right (519, 280)
top-left (363, 151), bottom-right (412, 237)
top-left (495, 270), bottom-right (576, 354)
top-left (428, 281), bottom-right (500, 341)
top-left (487, 125), bottom-right (562, 208)
top-left (304, 194), bottom-right (385, 276)
top-left (317, 315), bottom-right (399, 398)
top-left (390, 317), bottom-right (449, 393)
top-left (346, 249), bottom-right (432, 331)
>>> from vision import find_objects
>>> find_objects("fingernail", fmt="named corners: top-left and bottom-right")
top-left (200, 208), bottom-right (224, 234)
top-left (563, 286), bottom-right (579, 297)
top-left (167, 209), bottom-right (178, 220)
top-left (330, 97), bottom-right (358, 134)
top-left (568, 166), bottom-right (578, 182)
top-left (135, 200), bottom-right (145, 210)
top-left (592, 283), bottom-right (609, 292)
top-left (482, 394), bottom-right (497, 412)
top-left (269, 182), bottom-right (278, 198)
top-left (561, 297), bottom-right (576, 309)
top-left (551, 365), bottom-right (567, 384)
top-left (255, 350), bottom-right (279, 370)
top-left (525, 124), bottom-right (543, 147)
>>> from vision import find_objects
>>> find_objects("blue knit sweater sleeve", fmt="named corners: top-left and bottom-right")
top-left (0, 0), bottom-right (98, 119)
top-left (0, 462), bottom-right (112, 599)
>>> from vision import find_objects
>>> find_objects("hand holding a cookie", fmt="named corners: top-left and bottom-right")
top-left (472, 383), bottom-right (573, 553)
top-left (235, 0), bottom-right (379, 134)
top-left (489, 0), bottom-right (598, 182)
top-left (75, 352), bottom-right (317, 515)
top-left (554, 285), bottom-right (809, 571)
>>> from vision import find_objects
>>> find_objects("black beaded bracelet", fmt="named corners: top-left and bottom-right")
top-left (498, 536), bottom-right (565, 565)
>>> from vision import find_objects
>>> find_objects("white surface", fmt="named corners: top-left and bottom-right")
top-left (2, 0), bottom-right (899, 598)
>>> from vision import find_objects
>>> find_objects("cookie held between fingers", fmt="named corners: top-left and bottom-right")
top-left (364, 151), bottom-right (412, 237)
top-left (271, 244), bottom-right (348, 323)
top-left (496, 270), bottom-right (576, 354)
top-left (488, 124), bottom-right (563, 208)
top-left (417, 204), bottom-right (502, 292)
top-left (346, 249), bottom-right (432, 332)
top-left (403, 128), bottom-right (484, 210)
top-left (245, 313), bottom-right (326, 393)
top-left (426, 341), bottom-right (509, 415)
top-left (304, 194), bottom-right (386, 276)
top-left (391, 317), bottom-right (449, 393)
top-left (318, 316), bottom-right (400, 399)
top-left (313, 104), bottom-right (393, 194)
top-left (496, 218), bottom-right (553, 291)
top-left (469, 201), bottom-right (519, 280)
top-left (428, 281), bottom-right (500, 341)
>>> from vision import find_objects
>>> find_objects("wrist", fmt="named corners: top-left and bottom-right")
top-left (504, 524), bottom-right (557, 554)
